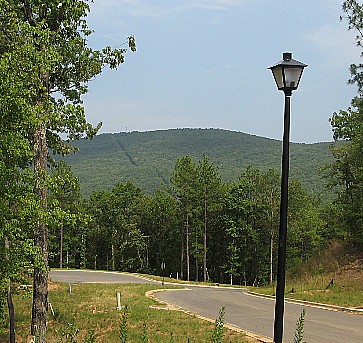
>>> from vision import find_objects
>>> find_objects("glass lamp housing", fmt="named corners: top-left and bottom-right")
top-left (269, 53), bottom-right (307, 95)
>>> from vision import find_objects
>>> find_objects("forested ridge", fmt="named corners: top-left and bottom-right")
top-left (62, 128), bottom-right (333, 196)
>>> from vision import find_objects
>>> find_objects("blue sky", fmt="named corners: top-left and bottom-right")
top-left (83, 0), bottom-right (361, 143)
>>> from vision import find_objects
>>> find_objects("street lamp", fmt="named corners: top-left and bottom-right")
top-left (268, 52), bottom-right (307, 343)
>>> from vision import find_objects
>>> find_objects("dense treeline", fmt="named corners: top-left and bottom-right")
top-left (51, 158), bottom-right (323, 286)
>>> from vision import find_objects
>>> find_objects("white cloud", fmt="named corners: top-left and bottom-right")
top-left (90, 0), bottom-right (249, 21)
top-left (305, 24), bottom-right (361, 68)
top-left (89, 0), bottom-right (170, 20)
top-left (184, 0), bottom-right (249, 11)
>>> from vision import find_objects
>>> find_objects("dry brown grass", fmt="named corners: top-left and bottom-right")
top-left (254, 241), bottom-right (363, 308)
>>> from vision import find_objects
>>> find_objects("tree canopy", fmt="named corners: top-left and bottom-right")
top-left (327, 0), bottom-right (363, 247)
top-left (0, 1), bottom-right (135, 341)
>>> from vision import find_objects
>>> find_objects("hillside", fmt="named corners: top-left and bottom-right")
top-left (62, 128), bottom-right (333, 196)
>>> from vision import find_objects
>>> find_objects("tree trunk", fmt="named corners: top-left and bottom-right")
top-left (5, 236), bottom-right (15, 343)
top-left (80, 234), bottom-right (86, 269)
top-left (269, 198), bottom-right (275, 285)
top-left (112, 243), bottom-right (115, 271)
top-left (186, 213), bottom-right (190, 281)
top-left (7, 285), bottom-right (15, 343)
top-left (180, 221), bottom-right (184, 280)
top-left (270, 232), bottom-right (273, 285)
top-left (31, 122), bottom-right (48, 343)
top-left (203, 196), bottom-right (207, 282)
top-left (195, 230), bottom-right (198, 282)
top-left (59, 221), bottom-right (63, 268)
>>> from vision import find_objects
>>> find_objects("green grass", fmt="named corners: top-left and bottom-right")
top-left (136, 273), bottom-right (243, 289)
top-left (252, 273), bottom-right (363, 308)
top-left (252, 242), bottom-right (363, 309)
top-left (1, 282), bottom-right (254, 342)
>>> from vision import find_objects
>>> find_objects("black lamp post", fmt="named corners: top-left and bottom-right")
top-left (268, 52), bottom-right (307, 343)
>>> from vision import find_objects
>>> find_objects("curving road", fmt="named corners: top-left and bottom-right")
top-left (49, 270), bottom-right (363, 343)
top-left (156, 285), bottom-right (363, 343)
top-left (50, 269), bottom-right (158, 284)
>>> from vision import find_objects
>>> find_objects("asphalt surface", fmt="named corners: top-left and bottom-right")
top-left (49, 270), bottom-right (363, 343)
top-left (49, 269), bottom-right (158, 284)
top-left (156, 285), bottom-right (363, 343)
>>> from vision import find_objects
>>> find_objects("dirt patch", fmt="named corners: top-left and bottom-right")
top-left (335, 259), bottom-right (363, 281)
top-left (48, 281), bottom-right (61, 292)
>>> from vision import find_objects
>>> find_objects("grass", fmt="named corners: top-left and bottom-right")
top-left (0, 282), bottom-right (254, 342)
top-left (252, 242), bottom-right (363, 309)
top-left (253, 280), bottom-right (363, 308)
top-left (283, 274), bottom-right (363, 308)
top-left (136, 274), bottom-right (242, 289)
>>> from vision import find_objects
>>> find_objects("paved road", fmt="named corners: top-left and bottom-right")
top-left (49, 269), bottom-right (158, 284)
top-left (50, 270), bottom-right (363, 343)
top-left (156, 285), bottom-right (363, 343)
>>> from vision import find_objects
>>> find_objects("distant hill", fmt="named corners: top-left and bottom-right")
top-left (62, 128), bottom-right (333, 197)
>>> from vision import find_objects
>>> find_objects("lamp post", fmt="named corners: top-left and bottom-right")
top-left (268, 52), bottom-right (307, 343)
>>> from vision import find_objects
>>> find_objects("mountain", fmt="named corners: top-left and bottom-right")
top-left (62, 128), bottom-right (333, 197)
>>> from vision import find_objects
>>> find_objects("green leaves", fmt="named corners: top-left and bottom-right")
top-left (85, 182), bottom-right (145, 271)
top-left (211, 306), bottom-right (226, 343)
top-left (169, 155), bottom-right (225, 281)
top-left (0, 1), bottom-right (136, 339)
top-left (1, 0), bottom-right (136, 153)
top-left (293, 308), bottom-right (306, 343)
top-left (128, 36), bottom-right (137, 52)
top-left (342, 1), bottom-right (363, 92)
top-left (327, 3), bottom-right (363, 247)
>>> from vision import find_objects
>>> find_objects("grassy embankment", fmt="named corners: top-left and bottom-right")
top-left (252, 241), bottom-right (363, 308)
top-left (1, 282), bottom-right (255, 342)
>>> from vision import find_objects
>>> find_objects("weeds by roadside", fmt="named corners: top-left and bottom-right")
top-left (293, 309), bottom-right (306, 343)
top-left (211, 306), bottom-right (225, 343)
top-left (53, 305), bottom-right (231, 343)
top-left (119, 305), bottom-right (128, 343)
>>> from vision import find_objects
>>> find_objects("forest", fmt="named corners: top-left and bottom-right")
top-left (52, 158), bottom-right (325, 287)
top-left (1, 0), bottom-right (363, 342)
top-left (61, 128), bottom-right (333, 197)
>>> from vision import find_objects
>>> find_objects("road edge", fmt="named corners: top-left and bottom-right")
top-left (146, 288), bottom-right (273, 343)
top-left (247, 291), bottom-right (363, 315)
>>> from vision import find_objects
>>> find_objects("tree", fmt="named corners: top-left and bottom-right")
top-left (223, 168), bottom-right (270, 286)
top-left (169, 156), bottom-right (200, 281)
top-left (140, 190), bottom-right (180, 276)
top-left (341, 0), bottom-right (363, 93)
top-left (86, 182), bottom-right (144, 272)
top-left (287, 180), bottom-right (324, 270)
top-left (0, 7), bottom-right (40, 339)
top-left (0, 1), bottom-right (135, 340)
top-left (49, 160), bottom-right (82, 268)
top-left (325, 0), bottom-right (363, 247)
top-left (111, 182), bottom-right (144, 271)
top-left (328, 100), bottom-right (363, 245)
top-left (222, 167), bottom-right (323, 286)
top-left (0, 74), bottom-right (37, 339)
top-left (258, 169), bottom-right (280, 285)
top-left (197, 155), bottom-right (224, 282)
top-left (85, 189), bottom-right (113, 270)
top-left (0, 172), bottom-right (36, 343)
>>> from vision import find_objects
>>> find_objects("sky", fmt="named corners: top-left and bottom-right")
top-left (82, 0), bottom-right (362, 143)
